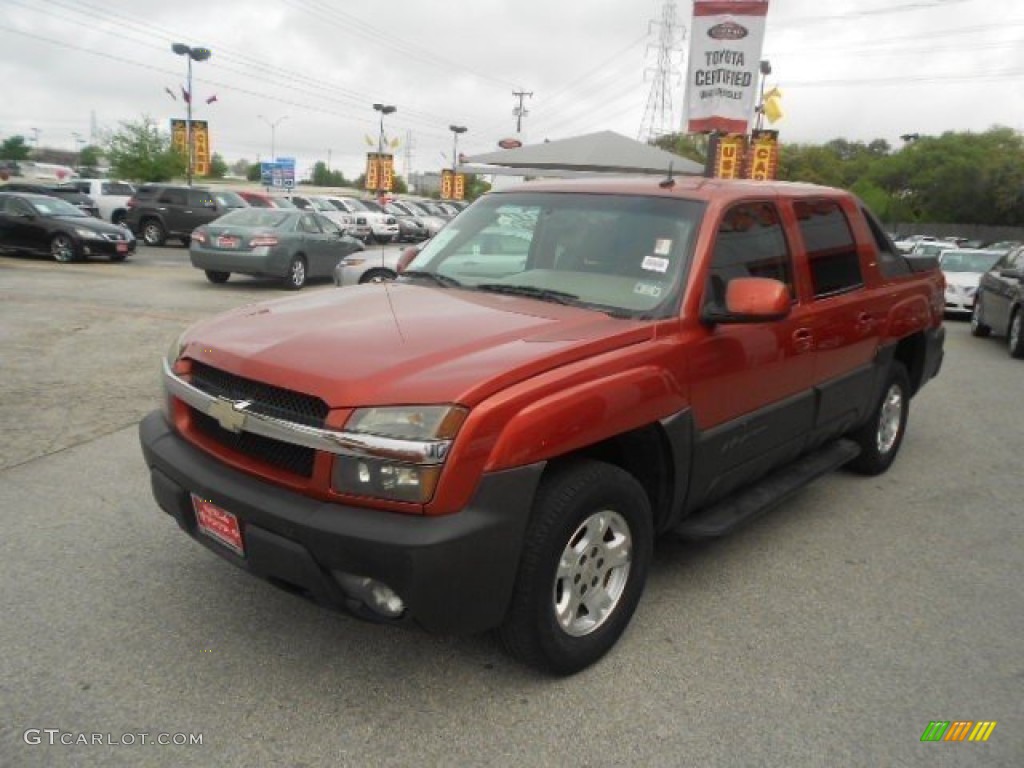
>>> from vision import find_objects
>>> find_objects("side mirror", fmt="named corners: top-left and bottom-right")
top-left (999, 268), bottom-right (1021, 280)
top-left (702, 277), bottom-right (791, 325)
top-left (397, 245), bottom-right (420, 274)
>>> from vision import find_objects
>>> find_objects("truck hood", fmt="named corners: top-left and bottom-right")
top-left (182, 283), bottom-right (653, 408)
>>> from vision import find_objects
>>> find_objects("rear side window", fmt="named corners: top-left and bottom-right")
top-left (860, 204), bottom-right (910, 278)
top-left (102, 182), bottom-right (134, 196)
top-left (706, 202), bottom-right (794, 309)
top-left (794, 199), bottom-right (864, 298)
top-left (159, 188), bottom-right (187, 206)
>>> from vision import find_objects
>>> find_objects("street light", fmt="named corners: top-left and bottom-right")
top-left (257, 115), bottom-right (288, 162)
top-left (372, 102), bottom-right (396, 197)
top-left (755, 59), bottom-right (772, 132)
top-left (171, 42), bottom-right (211, 187)
top-left (448, 125), bottom-right (467, 172)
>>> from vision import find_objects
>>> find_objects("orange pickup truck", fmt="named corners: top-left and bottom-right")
top-left (140, 177), bottom-right (945, 674)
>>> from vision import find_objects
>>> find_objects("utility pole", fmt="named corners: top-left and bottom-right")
top-left (512, 90), bottom-right (533, 134)
top-left (638, 0), bottom-right (685, 142)
top-left (404, 129), bottom-right (414, 184)
top-left (327, 148), bottom-right (332, 172)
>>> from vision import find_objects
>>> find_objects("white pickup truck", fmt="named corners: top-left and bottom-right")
top-left (62, 179), bottom-right (136, 225)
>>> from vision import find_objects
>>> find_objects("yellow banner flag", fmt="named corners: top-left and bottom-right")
top-left (763, 94), bottom-right (784, 124)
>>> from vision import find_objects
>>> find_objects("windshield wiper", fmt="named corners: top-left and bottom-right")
top-left (400, 270), bottom-right (462, 288)
top-left (475, 283), bottom-right (580, 305)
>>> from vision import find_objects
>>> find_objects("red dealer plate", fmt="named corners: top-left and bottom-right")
top-left (115, 243), bottom-right (128, 253)
top-left (191, 494), bottom-right (245, 556)
top-left (217, 236), bottom-right (239, 249)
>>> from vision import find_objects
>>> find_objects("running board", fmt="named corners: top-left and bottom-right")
top-left (674, 439), bottom-right (861, 540)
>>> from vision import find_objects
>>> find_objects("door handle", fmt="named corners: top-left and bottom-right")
top-left (855, 312), bottom-right (874, 331)
top-left (792, 328), bottom-right (813, 352)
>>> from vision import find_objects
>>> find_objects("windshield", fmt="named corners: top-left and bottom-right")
top-left (940, 250), bottom-right (1004, 273)
top-left (401, 191), bottom-right (704, 318)
top-left (213, 191), bottom-right (247, 208)
top-left (341, 198), bottom-right (369, 212)
top-left (401, 201), bottom-right (428, 216)
top-left (31, 197), bottom-right (86, 217)
top-left (360, 199), bottom-right (385, 213)
top-left (214, 209), bottom-right (291, 228)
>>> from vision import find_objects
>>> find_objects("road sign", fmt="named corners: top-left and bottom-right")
top-left (260, 157), bottom-right (296, 189)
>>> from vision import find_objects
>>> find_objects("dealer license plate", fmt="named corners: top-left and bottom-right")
top-left (191, 494), bottom-right (245, 556)
top-left (217, 236), bottom-right (240, 249)
top-left (115, 243), bottom-right (128, 253)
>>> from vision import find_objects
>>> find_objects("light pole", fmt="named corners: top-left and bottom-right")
top-left (171, 42), bottom-right (211, 187)
top-left (755, 59), bottom-right (772, 132)
top-left (257, 114), bottom-right (288, 162)
top-left (372, 103), bottom-right (396, 197)
top-left (448, 125), bottom-right (467, 200)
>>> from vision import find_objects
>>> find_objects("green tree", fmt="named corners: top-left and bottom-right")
top-left (464, 173), bottom-right (490, 200)
top-left (78, 145), bottom-right (102, 168)
top-left (650, 132), bottom-right (709, 165)
top-left (206, 152), bottom-right (228, 179)
top-left (310, 161), bottom-right (349, 187)
top-left (0, 135), bottom-right (31, 161)
top-left (246, 163), bottom-right (262, 182)
top-left (230, 158), bottom-right (251, 177)
top-left (104, 116), bottom-right (186, 182)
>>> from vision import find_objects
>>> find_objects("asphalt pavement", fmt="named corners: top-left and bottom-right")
top-left (0, 247), bottom-right (1021, 767)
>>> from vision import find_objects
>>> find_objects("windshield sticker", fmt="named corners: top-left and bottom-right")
top-left (642, 255), bottom-right (670, 273)
top-left (634, 282), bottom-right (663, 298)
top-left (654, 238), bottom-right (672, 256)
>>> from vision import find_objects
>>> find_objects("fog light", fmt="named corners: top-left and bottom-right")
top-left (335, 573), bottom-right (405, 618)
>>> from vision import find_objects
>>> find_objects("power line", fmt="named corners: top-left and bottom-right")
top-left (638, 0), bottom-right (685, 141)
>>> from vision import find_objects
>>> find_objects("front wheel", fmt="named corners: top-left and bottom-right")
top-left (1008, 309), bottom-right (1024, 359)
top-left (283, 256), bottom-right (306, 290)
top-left (498, 459), bottom-right (653, 675)
top-left (205, 270), bottom-right (230, 284)
top-left (51, 234), bottom-right (79, 263)
top-left (970, 299), bottom-right (991, 337)
top-left (846, 362), bottom-right (911, 476)
top-left (359, 268), bottom-right (396, 284)
top-left (141, 219), bottom-right (166, 247)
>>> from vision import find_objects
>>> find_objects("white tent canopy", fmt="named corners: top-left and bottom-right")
top-left (462, 130), bottom-right (704, 177)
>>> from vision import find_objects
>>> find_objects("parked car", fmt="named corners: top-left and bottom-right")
top-left (126, 184), bottom-right (248, 247)
top-left (332, 246), bottom-right (402, 286)
top-left (189, 207), bottom-right (364, 290)
top-left (286, 194), bottom-right (359, 236)
top-left (330, 196), bottom-right (399, 243)
top-left (61, 179), bottom-right (135, 225)
top-left (235, 190), bottom-right (296, 209)
top-left (910, 240), bottom-right (958, 258)
top-left (382, 202), bottom-right (428, 242)
top-left (0, 191), bottom-right (135, 262)
top-left (971, 245), bottom-right (1024, 357)
top-left (391, 199), bottom-right (447, 237)
top-left (0, 181), bottom-right (100, 218)
top-left (938, 249), bottom-right (1005, 315)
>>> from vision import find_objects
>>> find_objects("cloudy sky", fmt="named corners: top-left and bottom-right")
top-left (1, 0), bottom-right (1020, 180)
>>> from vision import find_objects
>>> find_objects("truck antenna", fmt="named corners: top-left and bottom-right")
top-left (659, 162), bottom-right (676, 188)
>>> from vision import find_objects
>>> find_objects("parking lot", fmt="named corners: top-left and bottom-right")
top-left (1, 246), bottom-right (1021, 767)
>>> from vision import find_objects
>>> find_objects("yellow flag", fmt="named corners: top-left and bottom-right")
top-left (764, 94), bottom-right (784, 123)
top-left (389, 137), bottom-right (401, 149)
top-left (763, 86), bottom-right (782, 101)
top-left (364, 135), bottom-right (375, 147)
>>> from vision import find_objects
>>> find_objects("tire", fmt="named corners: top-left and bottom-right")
top-left (109, 251), bottom-right (128, 263)
top-left (498, 459), bottom-right (653, 675)
top-left (50, 234), bottom-right (78, 263)
top-left (180, 237), bottom-right (192, 247)
top-left (1008, 309), bottom-right (1024, 359)
top-left (970, 298), bottom-right (991, 337)
top-left (205, 270), bottom-right (230, 284)
top-left (111, 211), bottom-right (126, 227)
top-left (359, 268), bottom-right (396, 284)
top-left (283, 256), bottom-right (307, 290)
top-left (141, 219), bottom-right (166, 247)
top-left (846, 361), bottom-right (911, 476)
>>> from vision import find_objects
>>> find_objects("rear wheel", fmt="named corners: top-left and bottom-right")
top-left (283, 256), bottom-right (307, 290)
top-left (141, 219), bottom-right (166, 246)
top-left (359, 268), bottom-right (396, 284)
top-left (111, 211), bottom-right (126, 227)
top-left (846, 362), bottom-right (910, 476)
top-left (498, 459), bottom-right (653, 675)
top-left (205, 270), bottom-right (230, 284)
top-left (970, 299), bottom-right (991, 337)
top-left (1009, 309), bottom-right (1024, 359)
top-left (51, 234), bottom-right (78, 263)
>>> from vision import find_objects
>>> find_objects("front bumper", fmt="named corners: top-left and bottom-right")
top-left (139, 411), bottom-right (541, 634)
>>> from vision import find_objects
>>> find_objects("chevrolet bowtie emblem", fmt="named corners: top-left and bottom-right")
top-left (208, 398), bottom-right (252, 433)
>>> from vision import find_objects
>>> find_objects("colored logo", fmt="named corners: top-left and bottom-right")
top-left (708, 21), bottom-right (748, 40)
top-left (920, 721), bottom-right (997, 743)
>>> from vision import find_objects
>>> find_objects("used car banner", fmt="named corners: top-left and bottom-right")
top-left (685, 0), bottom-right (770, 134)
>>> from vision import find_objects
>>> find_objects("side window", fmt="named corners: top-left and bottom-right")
top-left (860, 205), bottom-right (910, 278)
top-left (706, 202), bottom-right (793, 309)
top-left (159, 189), bottom-right (187, 206)
top-left (318, 215), bottom-right (341, 236)
top-left (794, 199), bottom-right (864, 298)
top-left (187, 190), bottom-right (212, 207)
top-left (1011, 248), bottom-right (1024, 270)
top-left (298, 214), bottom-right (322, 233)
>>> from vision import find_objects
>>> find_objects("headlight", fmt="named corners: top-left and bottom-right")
top-left (332, 405), bottom-right (467, 503)
top-left (343, 257), bottom-right (366, 267)
top-left (74, 227), bottom-right (102, 239)
top-left (346, 405), bottom-right (466, 440)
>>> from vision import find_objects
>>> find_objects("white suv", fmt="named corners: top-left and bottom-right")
top-left (329, 196), bottom-right (399, 244)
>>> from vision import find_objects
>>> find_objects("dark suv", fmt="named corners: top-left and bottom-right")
top-left (125, 184), bottom-right (247, 246)
top-left (0, 182), bottom-right (100, 218)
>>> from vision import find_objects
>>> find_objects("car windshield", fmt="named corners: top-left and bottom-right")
top-left (214, 209), bottom-right (291, 228)
top-left (31, 197), bottom-right (86, 217)
top-left (401, 191), bottom-right (704, 318)
top-left (359, 199), bottom-right (385, 213)
top-left (309, 198), bottom-right (339, 212)
top-left (940, 250), bottom-right (1004, 273)
top-left (339, 198), bottom-right (369, 212)
top-left (384, 203), bottom-right (406, 216)
top-left (213, 191), bottom-right (247, 208)
top-left (401, 201), bottom-right (429, 216)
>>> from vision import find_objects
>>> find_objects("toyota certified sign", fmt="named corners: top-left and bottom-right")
top-left (498, 138), bottom-right (523, 149)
